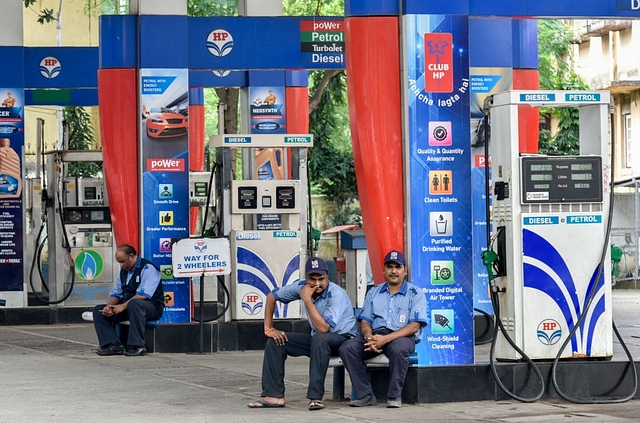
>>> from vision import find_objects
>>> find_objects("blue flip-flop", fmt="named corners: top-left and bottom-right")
top-left (247, 399), bottom-right (285, 408)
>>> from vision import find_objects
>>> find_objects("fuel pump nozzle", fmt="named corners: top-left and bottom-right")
top-left (481, 249), bottom-right (498, 281)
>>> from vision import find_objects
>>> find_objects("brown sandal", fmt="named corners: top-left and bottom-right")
top-left (309, 399), bottom-right (324, 410)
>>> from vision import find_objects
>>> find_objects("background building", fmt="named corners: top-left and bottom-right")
top-left (571, 19), bottom-right (640, 284)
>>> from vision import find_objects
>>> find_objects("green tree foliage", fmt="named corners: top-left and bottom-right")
top-left (63, 107), bottom-right (102, 177)
top-left (282, 0), bottom-right (343, 16)
top-left (188, 0), bottom-right (237, 17)
top-left (307, 71), bottom-right (361, 226)
top-left (281, 0), bottom-right (358, 225)
top-left (538, 20), bottom-right (589, 155)
top-left (24, 0), bottom-right (56, 24)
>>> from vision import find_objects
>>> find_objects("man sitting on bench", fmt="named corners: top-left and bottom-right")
top-left (248, 257), bottom-right (357, 411)
top-left (338, 250), bottom-right (427, 408)
top-left (92, 244), bottom-right (164, 357)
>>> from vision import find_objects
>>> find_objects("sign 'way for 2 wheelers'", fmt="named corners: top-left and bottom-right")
top-left (171, 237), bottom-right (231, 277)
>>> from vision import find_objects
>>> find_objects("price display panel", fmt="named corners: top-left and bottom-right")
top-left (520, 156), bottom-right (602, 204)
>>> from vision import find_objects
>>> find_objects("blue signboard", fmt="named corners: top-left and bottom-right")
top-left (469, 67), bottom-right (512, 315)
top-left (405, 15), bottom-right (474, 366)
top-left (0, 88), bottom-right (24, 292)
top-left (24, 47), bottom-right (98, 89)
top-left (140, 68), bottom-right (191, 323)
top-left (187, 17), bottom-right (346, 71)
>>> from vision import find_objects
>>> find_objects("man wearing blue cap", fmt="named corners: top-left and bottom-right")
top-left (248, 257), bottom-right (357, 411)
top-left (339, 249), bottom-right (428, 408)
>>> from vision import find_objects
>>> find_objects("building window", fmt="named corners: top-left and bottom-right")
top-left (625, 114), bottom-right (632, 168)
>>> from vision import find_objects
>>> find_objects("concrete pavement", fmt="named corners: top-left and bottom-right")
top-left (1, 290), bottom-right (640, 422)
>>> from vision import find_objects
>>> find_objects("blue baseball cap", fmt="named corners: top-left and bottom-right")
top-left (384, 250), bottom-right (406, 266)
top-left (305, 257), bottom-right (328, 276)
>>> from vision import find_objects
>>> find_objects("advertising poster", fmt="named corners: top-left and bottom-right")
top-left (0, 87), bottom-right (24, 293)
top-left (470, 67), bottom-right (512, 315)
top-left (404, 15), bottom-right (474, 366)
top-left (249, 86), bottom-right (286, 134)
top-left (140, 69), bottom-right (191, 323)
top-left (250, 86), bottom-right (286, 230)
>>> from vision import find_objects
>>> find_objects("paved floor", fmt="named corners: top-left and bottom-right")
top-left (1, 290), bottom-right (640, 422)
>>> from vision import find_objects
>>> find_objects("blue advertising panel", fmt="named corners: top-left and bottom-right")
top-left (249, 84), bottom-right (286, 230)
top-left (249, 86), bottom-right (286, 135)
top-left (24, 47), bottom-right (98, 89)
top-left (0, 88), bottom-right (24, 292)
top-left (469, 67), bottom-right (512, 315)
top-left (140, 69), bottom-right (191, 323)
top-left (187, 17), bottom-right (346, 71)
top-left (404, 15), bottom-right (473, 366)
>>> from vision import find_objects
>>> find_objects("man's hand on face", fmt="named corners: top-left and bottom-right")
top-left (300, 281), bottom-right (317, 302)
top-left (302, 273), bottom-right (327, 301)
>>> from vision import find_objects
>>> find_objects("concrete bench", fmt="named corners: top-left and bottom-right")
top-left (81, 311), bottom-right (159, 351)
top-left (328, 352), bottom-right (419, 400)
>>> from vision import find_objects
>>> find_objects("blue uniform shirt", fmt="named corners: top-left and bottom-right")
top-left (359, 280), bottom-right (428, 344)
top-left (110, 256), bottom-right (162, 301)
top-left (273, 280), bottom-right (357, 336)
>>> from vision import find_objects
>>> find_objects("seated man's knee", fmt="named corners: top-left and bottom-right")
top-left (264, 337), bottom-right (278, 352)
top-left (128, 299), bottom-right (143, 312)
top-left (339, 337), bottom-right (359, 357)
top-left (387, 337), bottom-right (414, 356)
top-left (311, 332), bottom-right (331, 348)
top-left (92, 304), bottom-right (105, 318)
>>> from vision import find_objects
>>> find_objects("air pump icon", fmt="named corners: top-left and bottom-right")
top-left (431, 260), bottom-right (454, 285)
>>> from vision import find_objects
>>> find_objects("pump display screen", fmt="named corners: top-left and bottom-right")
top-left (521, 156), bottom-right (602, 204)
top-left (194, 182), bottom-right (208, 197)
top-left (91, 210), bottom-right (105, 221)
top-left (84, 187), bottom-right (97, 200)
top-left (63, 207), bottom-right (111, 224)
top-left (276, 186), bottom-right (295, 209)
top-left (238, 186), bottom-right (258, 209)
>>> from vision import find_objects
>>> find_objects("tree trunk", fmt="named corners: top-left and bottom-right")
top-left (308, 70), bottom-right (343, 114)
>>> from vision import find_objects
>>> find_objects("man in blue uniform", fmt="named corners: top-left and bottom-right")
top-left (339, 250), bottom-right (427, 408)
top-left (92, 244), bottom-right (164, 357)
top-left (248, 257), bottom-right (357, 411)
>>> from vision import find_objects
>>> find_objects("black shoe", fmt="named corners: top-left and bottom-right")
top-left (125, 346), bottom-right (148, 356)
top-left (95, 343), bottom-right (125, 356)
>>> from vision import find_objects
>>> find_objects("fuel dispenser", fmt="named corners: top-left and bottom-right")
top-left (210, 134), bottom-right (312, 320)
top-left (488, 90), bottom-right (613, 361)
top-left (43, 150), bottom-right (117, 306)
top-left (340, 229), bottom-right (370, 308)
top-left (187, 170), bottom-right (221, 308)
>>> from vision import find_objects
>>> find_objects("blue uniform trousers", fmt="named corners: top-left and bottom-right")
top-left (339, 331), bottom-right (415, 399)
top-left (261, 331), bottom-right (350, 400)
top-left (92, 299), bottom-right (162, 348)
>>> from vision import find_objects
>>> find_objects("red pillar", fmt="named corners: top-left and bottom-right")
top-left (513, 18), bottom-right (540, 154)
top-left (98, 68), bottom-right (140, 250)
top-left (286, 84), bottom-right (309, 178)
top-left (188, 88), bottom-right (205, 235)
top-left (514, 69), bottom-right (540, 153)
top-left (345, 16), bottom-right (405, 284)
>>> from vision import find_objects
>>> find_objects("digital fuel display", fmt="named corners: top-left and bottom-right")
top-left (521, 156), bottom-right (602, 204)
top-left (531, 174), bottom-right (553, 181)
top-left (530, 164), bottom-right (553, 171)
top-left (571, 173), bottom-right (593, 180)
